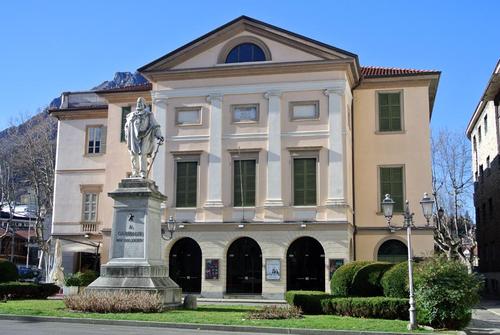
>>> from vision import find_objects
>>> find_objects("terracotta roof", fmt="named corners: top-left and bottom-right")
top-left (361, 66), bottom-right (440, 78)
top-left (94, 83), bottom-right (152, 94)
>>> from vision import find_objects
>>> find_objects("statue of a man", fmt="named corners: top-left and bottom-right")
top-left (124, 97), bottom-right (164, 178)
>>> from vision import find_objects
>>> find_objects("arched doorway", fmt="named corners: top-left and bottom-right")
top-left (226, 237), bottom-right (262, 294)
top-left (169, 237), bottom-right (202, 293)
top-left (377, 239), bottom-right (407, 263)
top-left (287, 236), bottom-right (325, 291)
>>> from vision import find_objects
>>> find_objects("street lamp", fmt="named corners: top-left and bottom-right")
top-left (381, 192), bottom-right (435, 331)
top-left (161, 216), bottom-right (177, 241)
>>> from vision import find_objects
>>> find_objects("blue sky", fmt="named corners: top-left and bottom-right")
top-left (0, 0), bottom-right (499, 133)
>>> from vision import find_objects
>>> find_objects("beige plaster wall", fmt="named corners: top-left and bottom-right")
top-left (353, 84), bottom-right (434, 259)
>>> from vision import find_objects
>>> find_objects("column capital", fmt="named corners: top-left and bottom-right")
top-left (153, 97), bottom-right (168, 106)
top-left (323, 88), bottom-right (344, 97)
top-left (263, 90), bottom-right (282, 99)
top-left (206, 93), bottom-right (223, 103)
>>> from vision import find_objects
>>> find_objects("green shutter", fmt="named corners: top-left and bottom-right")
top-left (380, 167), bottom-right (404, 212)
top-left (234, 160), bottom-right (256, 207)
top-left (176, 161), bottom-right (197, 207)
top-left (294, 158), bottom-right (316, 206)
top-left (121, 106), bottom-right (131, 142)
top-left (378, 93), bottom-right (401, 132)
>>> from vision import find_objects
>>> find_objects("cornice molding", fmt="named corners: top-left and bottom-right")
top-left (50, 109), bottom-right (108, 120)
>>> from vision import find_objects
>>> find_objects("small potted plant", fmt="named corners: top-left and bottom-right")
top-left (63, 274), bottom-right (81, 296)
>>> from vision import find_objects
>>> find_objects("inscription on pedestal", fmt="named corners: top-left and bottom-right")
top-left (112, 210), bottom-right (145, 259)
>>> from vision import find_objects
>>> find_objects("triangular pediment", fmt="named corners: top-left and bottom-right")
top-left (138, 16), bottom-right (358, 73)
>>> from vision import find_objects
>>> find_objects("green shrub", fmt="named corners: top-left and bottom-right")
top-left (0, 282), bottom-right (59, 299)
top-left (64, 291), bottom-right (163, 313)
top-left (414, 256), bottom-right (482, 330)
top-left (248, 305), bottom-right (303, 319)
top-left (381, 262), bottom-right (408, 298)
top-left (350, 262), bottom-right (394, 296)
top-left (78, 270), bottom-right (98, 286)
top-left (330, 261), bottom-right (372, 296)
top-left (64, 273), bottom-right (81, 287)
top-left (0, 260), bottom-right (19, 283)
top-left (321, 297), bottom-right (409, 320)
top-left (285, 290), bottom-right (332, 314)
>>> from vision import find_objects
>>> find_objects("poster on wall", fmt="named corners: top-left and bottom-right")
top-left (265, 259), bottom-right (281, 281)
top-left (329, 259), bottom-right (345, 279)
top-left (205, 259), bottom-right (219, 280)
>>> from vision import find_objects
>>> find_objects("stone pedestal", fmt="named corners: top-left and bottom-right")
top-left (87, 178), bottom-right (181, 306)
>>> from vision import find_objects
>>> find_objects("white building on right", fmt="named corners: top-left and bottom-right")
top-left (467, 59), bottom-right (500, 297)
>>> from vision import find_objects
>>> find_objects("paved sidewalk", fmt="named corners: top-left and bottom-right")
top-left (467, 300), bottom-right (500, 334)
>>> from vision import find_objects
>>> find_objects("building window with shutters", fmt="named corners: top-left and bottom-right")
top-left (120, 106), bottom-right (131, 142)
top-left (379, 166), bottom-right (405, 212)
top-left (293, 157), bottom-right (317, 206)
top-left (377, 91), bottom-right (403, 132)
top-left (233, 158), bottom-right (257, 207)
top-left (79, 184), bottom-right (102, 225)
top-left (175, 156), bottom-right (199, 208)
top-left (85, 125), bottom-right (106, 155)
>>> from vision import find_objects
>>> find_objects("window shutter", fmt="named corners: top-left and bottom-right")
top-left (100, 126), bottom-right (107, 154)
top-left (380, 167), bottom-right (404, 212)
top-left (234, 160), bottom-right (256, 207)
top-left (294, 158), bottom-right (316, 206)
top-left (378, 93), bottom-right (402, 132)
top-left (121, 107), bottom-right (131, 142)
top-left (176, 161), bottom-right (197, 207)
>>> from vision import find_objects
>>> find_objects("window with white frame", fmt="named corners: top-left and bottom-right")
top-left (86, 126), bottom-right (105, 154)
top-left (82, 193), bottom-right (98, 222)
top-left (290, 101), bottom-right (319, 121)
top-left (176, 107), bottom-right (201, 125)
top-left (231, 104), bottom-right (259, 123)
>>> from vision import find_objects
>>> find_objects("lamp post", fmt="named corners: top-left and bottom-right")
top-left (161, 216), bottom-right (177, 241)
top-left (381, 192), bottom-right (434, 331)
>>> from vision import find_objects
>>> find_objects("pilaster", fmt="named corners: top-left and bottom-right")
top-left (263, 90), bottom-right (284, 208)
top-left (152, 97), bottom-right (168, 195)
top-left (204, 94), bottom-right (224, 208)
top-left (324, 88), bottom-right (346, 206)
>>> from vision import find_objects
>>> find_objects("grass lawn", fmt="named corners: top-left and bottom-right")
top-left (0, 300), bottom-right (444, 333)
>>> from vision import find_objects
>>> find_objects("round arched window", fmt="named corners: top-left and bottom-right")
top-left (377, 239), bottom-right (407, 263)
top-left (225, 43), bottom-right (266, 63)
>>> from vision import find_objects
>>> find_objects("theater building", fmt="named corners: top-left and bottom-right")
top-left (50, 16), bottom-right (440, 298)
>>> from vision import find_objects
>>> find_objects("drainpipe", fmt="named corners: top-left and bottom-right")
top-left (495, 94), bottom-right (500, 155)
top-left (350, 77), bottom-right (361, 261)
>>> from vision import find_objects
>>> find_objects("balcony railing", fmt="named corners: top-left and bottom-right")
top-left (81, 222), bottom-right (98, 233)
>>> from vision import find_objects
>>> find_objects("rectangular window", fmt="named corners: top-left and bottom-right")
top-left (176, 107), bottom-right (201, 125)
top-left (378, 92), bottom-right (402, 132)
top-left (120, 106), bottom-right (131, 142)
top-left (86, 126), bottom-right (105, 154)
top-left (233, 160), bottom-right (256, 207)
top-left (478, 126), bottom-right (482, 142)
top-left (176, 161), bottom-right (197, 207)
top-left (290, 101), bottom-right (319, 120)
top-left (380, 166), bottom-right (404, 212)
top-left (231, 104), bottom-right (259, 123)
top-left (293, 158), bottom-right (317, 206)
top-left (82, 193), bottom-right (98, 222)
top-left (484, 114), bottom-right (488, 134)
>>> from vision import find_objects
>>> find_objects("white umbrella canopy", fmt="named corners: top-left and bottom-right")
top-left (49, 238), bottom-right (65, 287)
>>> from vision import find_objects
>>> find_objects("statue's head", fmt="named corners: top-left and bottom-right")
top-left (136, 97), bottom-right (147, 112)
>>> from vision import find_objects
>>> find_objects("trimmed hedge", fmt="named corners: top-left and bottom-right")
top-left (0, 282), bottom-right (60, 299)
top-left (381, 262), bottom-right (408, 298)
top-left (321, 297), bottom-right (409, 320)
top-left (350, 262), bottom-right (394, 297)
top-left (330, 261), bottom-right (372, 296)
top-left (0, 260), bottom-right (19, 283)
top-left (65, 270), bottom-right (98, 287)
top-left (285, 291), bottom-right (332, 314)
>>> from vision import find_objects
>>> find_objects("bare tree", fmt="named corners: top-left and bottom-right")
top-left (432, 129), bottom-right (476, 272)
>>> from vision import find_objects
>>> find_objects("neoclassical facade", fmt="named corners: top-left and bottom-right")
top-left (50, 16), bottom-right (439, 298)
